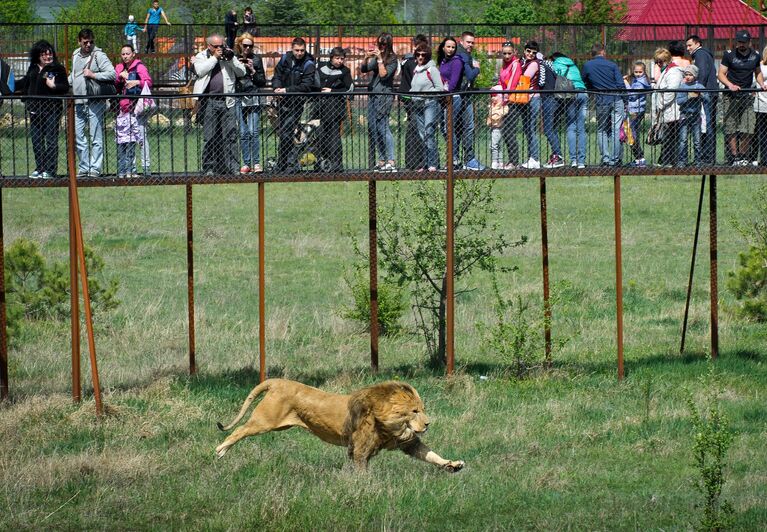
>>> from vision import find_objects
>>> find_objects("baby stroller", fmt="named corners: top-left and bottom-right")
top-left (264, 102), bottom-right (324, 172)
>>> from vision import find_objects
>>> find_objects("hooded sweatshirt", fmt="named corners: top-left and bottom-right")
top-left (409, 59), bottom-right (444, 97)
top-left (627, 75), bottom-right (651, 114)
top-left (115, 58), bottom-right (152, 113)
top-left (552, 56), bottom-right (586, 90)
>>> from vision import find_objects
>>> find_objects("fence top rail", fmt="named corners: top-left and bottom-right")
top-left (1, 22), bottom-right (766, 28)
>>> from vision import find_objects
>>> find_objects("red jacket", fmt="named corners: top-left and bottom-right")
top-left (114, 59), bottom-right (152, 112)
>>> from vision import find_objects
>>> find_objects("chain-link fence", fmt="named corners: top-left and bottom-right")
top-left (2, 23), bottom-right (765, 86)
top-left (1, 87), bottom-right (766, 185)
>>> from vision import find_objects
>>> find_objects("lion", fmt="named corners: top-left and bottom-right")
top-left (214, 378), bottom-right (465, 472)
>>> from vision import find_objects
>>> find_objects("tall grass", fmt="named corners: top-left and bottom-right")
top-left (0, 175), bottom-right (765, 529)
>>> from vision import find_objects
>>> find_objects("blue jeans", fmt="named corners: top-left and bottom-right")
top-left (678, 114), bottom-right (701, 165)
top-left (74, 101), bottom-right (106, 175)
top-left (117, 142), bottom-right (137, 175)
top-left (238, 102), bottom-right (261, 166)
top-left (442, 94), bottom-right (463, 165)
top-left (455, 94), bottom-right (476, 163)
top-left (368, 94), bottom-right (394, 164)
top-left (541, 95), bottom-right (562, 157)
top-left (566, 93), bottom-right (588, 165)
top-left (523, 96), bottom-right (541, 161)
top-left (595, 99), bottom-right (625, 165)
top-left (413, 98), bottom-right (440, 168)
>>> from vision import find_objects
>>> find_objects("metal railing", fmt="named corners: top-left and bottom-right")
top-left (0, 89), bottom-right (765, 183)
top-left (1, 22), bottom-right (765, 85)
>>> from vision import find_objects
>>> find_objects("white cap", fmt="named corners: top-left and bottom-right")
top-left (128, 15), bottom-right (134, 22)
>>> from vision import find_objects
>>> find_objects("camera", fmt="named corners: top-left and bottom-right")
top-left (222, 47), bottom-right (235, 61)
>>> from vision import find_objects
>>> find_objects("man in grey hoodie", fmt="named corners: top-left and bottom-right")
top-left (70, 28), bottom-right (116, 177)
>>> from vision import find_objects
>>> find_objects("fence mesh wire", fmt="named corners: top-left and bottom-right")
top-left (0, 88), bottom-right (764, 186)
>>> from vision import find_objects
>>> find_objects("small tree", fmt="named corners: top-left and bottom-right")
top-left (685, 367), bottom-right (736, 531)
top-left (376, 180), bottom-right (527, 367)
top-left (727, 184), bottom-right (767, 321)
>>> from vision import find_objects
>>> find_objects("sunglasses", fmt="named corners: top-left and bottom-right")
top-left (81, 40), bottom-right (94, 45)
top-left (242, 43), bottom-right (253, 48)
top-left (210, 44), bottom-right (224, 48)
top-left (524, 48), bottom-right (536, 54)
top-left (502, 41), bottom-right (514, 47)
top-left (502, 52), bottom-right (514, 56)
top-left (415, 52), bottom-right (428, 57)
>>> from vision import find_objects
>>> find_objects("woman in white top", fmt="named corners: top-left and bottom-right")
top-left (409, 43), bottom-right (444, 171)
top-left (652, 48), bottom-right (683, 166)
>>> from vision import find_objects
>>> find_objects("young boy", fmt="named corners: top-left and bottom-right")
top-left (124, 15), bottom-right (143, 52)
top-left (676, 64), bottom-right (706, 166)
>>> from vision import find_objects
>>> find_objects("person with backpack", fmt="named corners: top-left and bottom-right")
top-left (272, 37), bottom-right (317, 173)
top-left (519, 40), bottom-right (543, 169)
top-left (551, 51), bottom-right (587, 168)
top-left (16, 40), bottom-right (68, 179)
top-left (539, 55), bottom-right (564, 168)
top-left (361, 32), bottom-right (398, 172)
top-left (409, 43), bottom-right (445, 172)
top-left (399, 34), bottom-right (428, 170)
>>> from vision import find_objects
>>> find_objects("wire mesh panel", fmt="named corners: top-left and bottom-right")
top-left (3, 86), bottom-right (767, 187)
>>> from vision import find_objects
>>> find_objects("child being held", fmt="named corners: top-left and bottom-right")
top-left (676, 64), bottom-right (706, 166)
top-left (487, 85), bottom-right (509, 169)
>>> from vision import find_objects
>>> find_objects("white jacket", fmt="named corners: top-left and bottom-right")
top-left (652, 64), bottom-right (683, 123)
top-left (755, 64), bottom-right (767, 113)
top-left (192, 50), bottom-right (246, 108)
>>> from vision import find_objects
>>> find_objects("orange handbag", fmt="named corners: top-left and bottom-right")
top-left (508, 75), bottom-right (531, 105)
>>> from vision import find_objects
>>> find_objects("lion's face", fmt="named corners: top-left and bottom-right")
top-left (378, 387), bottom-right (430, 442)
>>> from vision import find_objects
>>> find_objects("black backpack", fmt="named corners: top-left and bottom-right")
top-left (554, 64), bottom-right (576, 99)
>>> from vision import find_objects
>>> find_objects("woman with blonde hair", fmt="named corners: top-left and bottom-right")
top-left (234, 32), bottom-right (266, 173)
top-left (651, 48), bottom-right (683, 166)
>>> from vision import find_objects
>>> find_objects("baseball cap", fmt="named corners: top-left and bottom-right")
top-left (683, 64), bottom-right (699, 77)
top-left (735, 29), bottom-right (751, 42)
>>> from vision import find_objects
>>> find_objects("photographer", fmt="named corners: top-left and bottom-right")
top-left (191, 33), bottom-right (246, 175)
top-left (234, 33), bottom-right (266, 173)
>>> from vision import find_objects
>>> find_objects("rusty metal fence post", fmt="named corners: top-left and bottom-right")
top-left (0, 189), bottom-right (7, 401)
top-left (614, 174), bottom-right (624, 381)
top-left (258, 182), bottom-right (266, 382)
top-left (709, 175), bottom-right (718, 359)
top-left (445, 96), bottom-right (455, 376)
top-left (186, 183), bottom-right (196, 375)
top-left (66, 99), bottom-right (102, 414)
top-left (368, 179), bottom-right (379, 373)
top-left (540, 177), bottom-right (552, 367)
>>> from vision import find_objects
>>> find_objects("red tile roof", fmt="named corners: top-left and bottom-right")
top-left (620, 0), bottom-right (767, 40)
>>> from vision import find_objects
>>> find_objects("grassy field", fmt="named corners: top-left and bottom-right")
top-left (1, 174), bottom-right (766, 529)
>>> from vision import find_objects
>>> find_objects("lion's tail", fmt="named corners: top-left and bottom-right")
top-left (216, 380), bottom-right (273, 432)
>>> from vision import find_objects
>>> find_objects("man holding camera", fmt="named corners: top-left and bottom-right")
top-left (191, 33), bottom-right (246, 175)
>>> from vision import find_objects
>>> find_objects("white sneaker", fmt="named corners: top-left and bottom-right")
top-left (491, 161), bottom-right (503, 170)
top-left (521, 157), bottom-right (541, 169)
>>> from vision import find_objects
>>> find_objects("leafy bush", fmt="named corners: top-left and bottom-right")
top-left (477, 276), bottom-right (569, 379)
top-left (727, 184), bottom-right (767, 321)
top-left (4, 238), bottom-right (120, 340)
top-left (685, 367), bottom-right (736, 531)
top-left (342, 265), bottom-right (406, 335)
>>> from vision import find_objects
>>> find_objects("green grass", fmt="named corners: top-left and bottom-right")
top-left (1, 175), bottom-right (766, 529)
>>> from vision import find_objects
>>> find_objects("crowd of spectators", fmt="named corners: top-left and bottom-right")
top-left (4, 20), bottom-right (767, 178)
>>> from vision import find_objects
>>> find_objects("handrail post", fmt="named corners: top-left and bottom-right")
top-left (368, 180), bottom-right (379, 373)
top-left (66, 100), bottom-right (81, 403)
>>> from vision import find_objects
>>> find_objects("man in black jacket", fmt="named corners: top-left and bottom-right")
top-left (316, 47), bottom-right (352, 172)
top-left (687, 34), bottom-right (719, 164)
top-left (272, 37), bottom-right (317, 173)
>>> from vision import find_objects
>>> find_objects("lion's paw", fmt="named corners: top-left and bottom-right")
top-left (443, 460), bottom-right (465, 473)
top-left (215, 446), bottom-right (228, 459)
